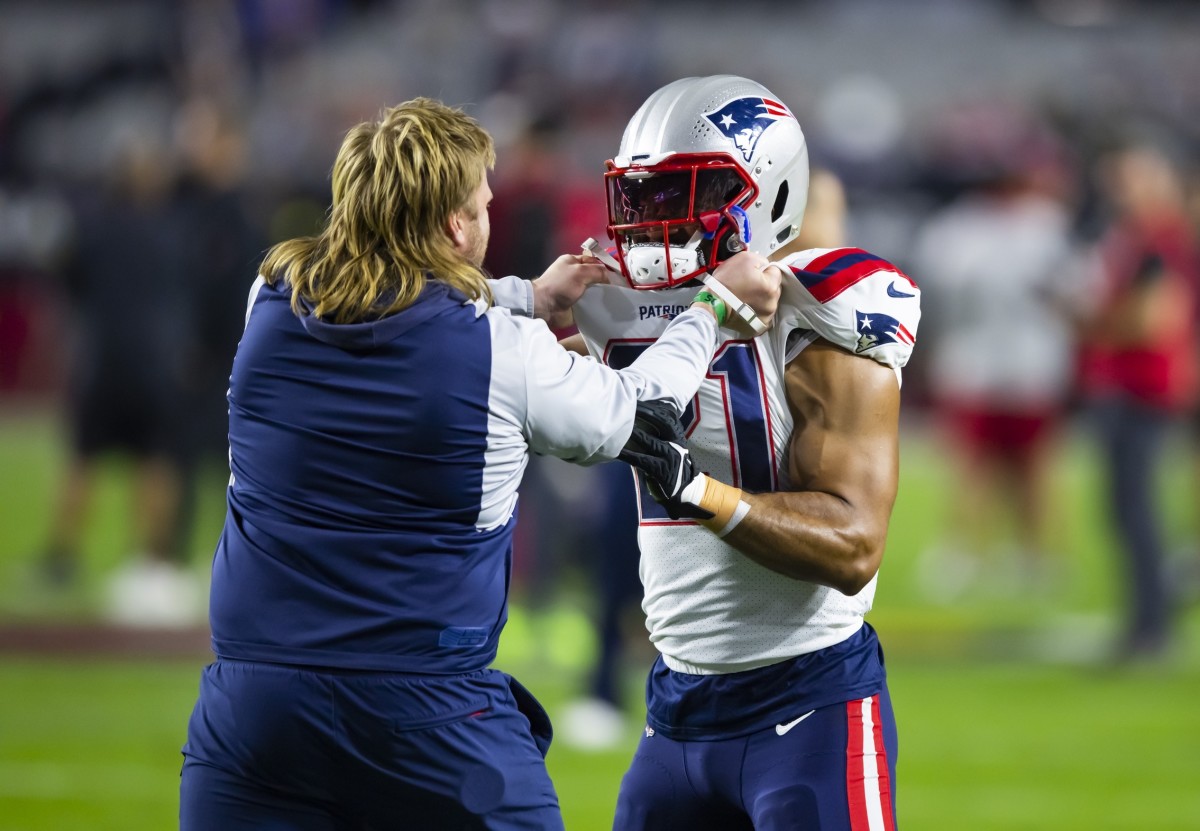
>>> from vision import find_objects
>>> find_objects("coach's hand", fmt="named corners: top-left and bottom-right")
top-left (707, 251), bottom-right (783, 332)
top-left (531, 254), bottom-right (609, 331)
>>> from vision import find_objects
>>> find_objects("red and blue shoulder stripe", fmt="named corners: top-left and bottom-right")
top-left (788, 248), bottom-right (916, 304)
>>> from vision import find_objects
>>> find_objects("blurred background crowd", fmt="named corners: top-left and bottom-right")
top-left (1, 0), bottom-right (1199, 753)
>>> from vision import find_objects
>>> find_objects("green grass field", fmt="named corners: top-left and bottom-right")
top-left (1, 407), bottom-right (1198, 830)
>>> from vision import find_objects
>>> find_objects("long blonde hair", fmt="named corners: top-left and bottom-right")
top-left (261, 98), bottom-right (496, 323)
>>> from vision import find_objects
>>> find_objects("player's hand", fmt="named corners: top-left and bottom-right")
top-left (708, 251), bottom-right (783, 332)
top-left (531, 254), bottom-right (609, 330)
top-left (618, 400), bottom-right (714, 521)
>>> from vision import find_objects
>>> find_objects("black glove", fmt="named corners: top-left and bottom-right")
top-left (618, 400), bottom-right (714, 521)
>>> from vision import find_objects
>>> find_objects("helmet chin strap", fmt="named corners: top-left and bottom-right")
top-left (581, 237), bottom-right (622, 272)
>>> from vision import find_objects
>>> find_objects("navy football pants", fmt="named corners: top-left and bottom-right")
top-left (613, 690), bottom-right (898, 830)
top-left (180, 660), bottom-right (563, 830)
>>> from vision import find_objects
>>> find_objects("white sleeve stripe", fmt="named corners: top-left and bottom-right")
top-left (244, 275), bottom-right (268, 329)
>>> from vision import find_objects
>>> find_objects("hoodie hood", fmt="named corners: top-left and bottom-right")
top-left (293, 280), bottom-right (468, 351)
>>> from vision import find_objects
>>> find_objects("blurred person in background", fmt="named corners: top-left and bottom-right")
top-left (519, 457), bottom-right (644, 752)
top-left (37, 134), bottom-right (202, 626)
top-left (179, 96), bottom-right (780, 830)
top-left (1174, 158), bottom-right (1200, 603)
top-left (1183, 161), bottom-right (1200, 603)
top-left (568, 75), bottom-right (918, 830)
top-left (910, 116), bottom-right (1086, 599)
top-left (171, 99), bottom-right (266, 558)
top-left (1077, 138), bottom-right (1199, 663)
top-left (790, 167), bottom-right (848, 251)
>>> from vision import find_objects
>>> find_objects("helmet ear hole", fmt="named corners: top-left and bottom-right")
top-left (770, 181), bottom-right (789, 222)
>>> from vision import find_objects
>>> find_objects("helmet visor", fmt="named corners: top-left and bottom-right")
top-left (606, 166), bottom-right (749, 246)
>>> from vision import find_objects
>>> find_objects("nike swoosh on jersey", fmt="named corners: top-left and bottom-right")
top-left (886, 282), bottom-right (915, 298)
top-left (775, 710), bottom-right (816, 736)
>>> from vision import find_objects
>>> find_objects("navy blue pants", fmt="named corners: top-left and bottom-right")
top-left (614, 690), bottom-right (898, 831)
top-left (1091, 396), bottom-right (1175, 653)
top-left (180, 660), bottom-right (563, 830)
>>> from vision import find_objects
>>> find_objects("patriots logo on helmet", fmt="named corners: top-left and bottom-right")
top-left (704, 97), bottom-right (793, 162)
top-left (855, 310), bottom-right (915, 354)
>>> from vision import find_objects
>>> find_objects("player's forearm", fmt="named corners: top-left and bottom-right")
top-left (723, 489), bottom-right (888, 595)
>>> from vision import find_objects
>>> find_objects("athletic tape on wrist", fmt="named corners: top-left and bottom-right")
top-left (692, 474), bottom-right (751, 537)
top-left (709, 499), bottom-right (751, 537)
top-left (692, 290), bottom-right (728, 327)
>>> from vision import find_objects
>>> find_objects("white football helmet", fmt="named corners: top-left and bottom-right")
top-left (605, 75), bottom-right (809, 289)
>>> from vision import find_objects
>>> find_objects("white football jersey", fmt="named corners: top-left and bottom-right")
top-left (573, 247), bottom-right (921, 674)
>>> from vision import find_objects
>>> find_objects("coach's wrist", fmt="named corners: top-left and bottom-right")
top-left (491, 274), bottom-right (535, 317)
top-left (691, 290), bottom-right (729, 327)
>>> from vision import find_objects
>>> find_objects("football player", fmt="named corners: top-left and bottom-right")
top-left (568, 75), bottom-right (921, 830)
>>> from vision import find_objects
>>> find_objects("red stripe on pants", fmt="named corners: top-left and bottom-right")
top-left (845, 696), bottom-right (897, 830)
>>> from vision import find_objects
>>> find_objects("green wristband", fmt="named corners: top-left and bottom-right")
top-left (692, 290), bottom-right (728, 327)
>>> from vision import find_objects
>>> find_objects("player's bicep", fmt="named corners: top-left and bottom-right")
top-left (784, 340), bottom-right (900, 524)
